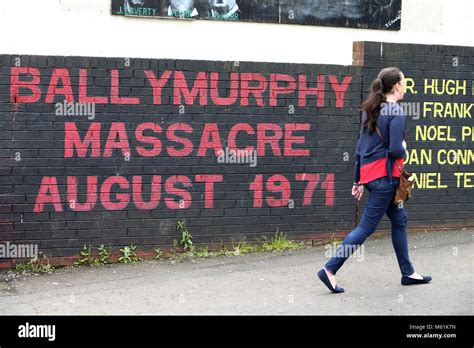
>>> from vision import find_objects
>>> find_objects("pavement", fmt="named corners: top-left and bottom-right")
top-left (0, 228), bottom-right (472, 315)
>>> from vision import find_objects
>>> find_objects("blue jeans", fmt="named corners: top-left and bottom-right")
top-left (324, 176), bottom-right (415, 277)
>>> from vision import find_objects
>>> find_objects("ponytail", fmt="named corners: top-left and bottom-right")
top-left (361, 67), bottom-right (402, 133)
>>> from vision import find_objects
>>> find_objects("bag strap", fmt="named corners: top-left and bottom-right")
top-left (355, 198), bottom-right (359, 228)
top-left (375, 126), bottom-right (403, 173)
top-left (375, 126), bottom-right (388, 147)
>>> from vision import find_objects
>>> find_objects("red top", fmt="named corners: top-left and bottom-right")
top-left (358, 157), bottom-right (404, 185)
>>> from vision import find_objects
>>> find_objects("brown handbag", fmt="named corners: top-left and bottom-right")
top-left (375, 127), bottom-right (414, 205)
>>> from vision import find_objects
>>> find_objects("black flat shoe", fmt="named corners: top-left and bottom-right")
top-left (401, 275), bottom-right (432, 286)
top-left (317, 269), bottom-right (345, 293)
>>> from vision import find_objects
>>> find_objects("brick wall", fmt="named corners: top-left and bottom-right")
top-left (356, 42), bottom-right (474, 230)
top-left (0, 41), bottom-right (473, 266)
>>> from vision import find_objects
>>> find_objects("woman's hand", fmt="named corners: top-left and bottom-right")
top-left (402, 140), bottom-right (407, 150)
top-left (352, 185), bottom-right (364, 201)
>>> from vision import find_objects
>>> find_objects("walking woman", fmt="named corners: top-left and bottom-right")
top-left (317, 67), bottom-right (432, 293)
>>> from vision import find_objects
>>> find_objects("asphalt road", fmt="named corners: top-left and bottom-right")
top-left (0, 228), bottom-right (472, 315)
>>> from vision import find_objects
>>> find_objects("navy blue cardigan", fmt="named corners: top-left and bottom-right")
top-left (354, 102), bottom-right (407, 184)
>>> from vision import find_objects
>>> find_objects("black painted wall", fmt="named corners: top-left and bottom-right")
top-left (0, 41), bottom-right (472, 264)
top-left (359, 42), bottom-right (474, 229)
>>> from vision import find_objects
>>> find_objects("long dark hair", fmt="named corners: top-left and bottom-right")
top-left (361, 67), bottom-right (403, 133)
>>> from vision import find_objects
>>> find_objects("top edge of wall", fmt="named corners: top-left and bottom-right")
top-left (352, 41), bottom-right (474, 67)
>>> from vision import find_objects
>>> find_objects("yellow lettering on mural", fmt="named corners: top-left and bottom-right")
top-left (406, 149), bottom-right (432, 165)
top-left (437, 149), bottom-right (474, 165)
top-left (454, 172), bottom-right (474, 188)
top-left (423, 102), bottom-right (472, 118)
top-left (404, 78), bottom-right (416, 94)
top-left (462, 126), bottom-right (474, 141)
top-left (424, 79), bottom-right (467, 95)
top-left (415, 125), bottom-right (456, 141)
top-left (412, 172), bottom-right (447, 189)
